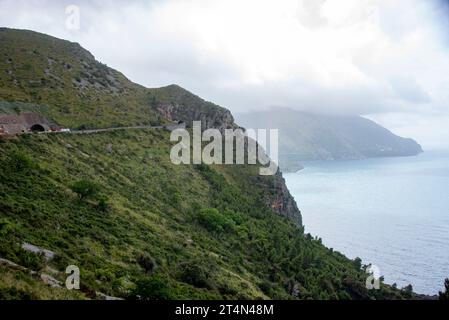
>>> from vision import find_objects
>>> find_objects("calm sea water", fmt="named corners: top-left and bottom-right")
top-left (284, 151), bottom-right (449, 295)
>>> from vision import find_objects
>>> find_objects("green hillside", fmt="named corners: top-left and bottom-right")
top-left (0, 130), bottom-right (410, 300)
top-left (0, 28), bottom-right (415, 300)
top-left (0, 28), bottom-right (233, 130)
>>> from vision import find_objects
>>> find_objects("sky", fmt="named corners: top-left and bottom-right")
top-left (1, 0), bottom-right (449, 149)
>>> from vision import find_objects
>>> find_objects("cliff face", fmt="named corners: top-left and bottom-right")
top-left (258, 171), bottom-right (302, 227)
top-left (153, 85), bottom-right (236, 131)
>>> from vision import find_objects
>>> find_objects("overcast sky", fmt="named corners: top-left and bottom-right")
top-left (1, 0), bottom-right (449, 149)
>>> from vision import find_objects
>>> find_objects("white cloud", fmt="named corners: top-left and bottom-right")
top-left (0, 0), bottom-right (449, 148)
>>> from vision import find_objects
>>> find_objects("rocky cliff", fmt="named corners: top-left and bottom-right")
top-left (153, 85), bottom-right (236, 131)
top-left (254, 171), bottom-right (302, 227)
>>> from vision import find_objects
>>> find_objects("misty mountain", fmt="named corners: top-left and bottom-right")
top-left (236, 108), bottom-right (423, 165)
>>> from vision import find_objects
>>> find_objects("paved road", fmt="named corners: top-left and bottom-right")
top-left (30, 125), bottom-right (167, 136)
top-left (69, 125), bottom-right (164, 135)
top-left (2, 124), bottom-right (185, 137)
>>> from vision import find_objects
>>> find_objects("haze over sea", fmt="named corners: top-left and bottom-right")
top-left (284, 151), bottom-right (449, 295)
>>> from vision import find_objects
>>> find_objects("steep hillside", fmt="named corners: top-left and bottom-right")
top-left (0, 28), bottom-right (415, 300)
top-left (0, 28), bottom-right (234, 130)
top-left (0, 130), bottom-right (410, 300)
top-left (236, 108), bottom-right (423, 163)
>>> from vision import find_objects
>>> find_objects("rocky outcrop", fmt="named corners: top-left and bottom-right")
top-left (157, 101), bottom-right (235, 132)
top-left (253, 172), bottom-right (302, 227)
top-left (154, 85), bottom-right (236, 131)
top-left (155, 86), bottom-right (303, 227)
top-left (271, 171), bottom-right (302, 227)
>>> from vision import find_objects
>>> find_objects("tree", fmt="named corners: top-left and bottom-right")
top-left (353, 257), bottom-right (362, 270)
top-left (179, 260), bottom-right (215, 289)
top-left (439, 278), bottom-right (449, 300)
top-left (196, 208), bottom-right (236, 233)
top-left (130, 275), bottom-right (172, 300)
top-left (9, 151), bottom-right (36, 172)
top-left (137, 253), bottom-right (156, 274)
top-left (70, 180), bottom-right (100, 200)
top-left (402, 284), bottom-right (413, 298)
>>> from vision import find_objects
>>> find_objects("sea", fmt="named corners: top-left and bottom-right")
top-left (283, 151), bottom-right (449, 295)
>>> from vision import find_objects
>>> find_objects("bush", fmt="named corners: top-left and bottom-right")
top-left (70, 180), bottom-right (100, 200)
top-left (96, 197), bottom-right (109, 212)
top-left (439, 278), bottom-right (449, 300)
top-left (18, 251), bottom-right (46, 272)
top-left (353, 257), bottom-right (362, 270)
top-left (196, 208), bottom-right (236, 233)
top-left (0, 219), bottom-right (14, 236)
top-left (137, 253), bottom-right (156, 274)
top-left (401, 284), bottom-right (414, 299)
top-left (130, 275), bottom-right (172, 300)
top-left (9, 152), bottom-right (36, 172)
top-left (179, 261), bottom-right (215, 289)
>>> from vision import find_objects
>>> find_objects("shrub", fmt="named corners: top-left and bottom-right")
top-left (196, 208), bottom-right (236, 233)
top-left (137, 253), bottom-right (156, 274)
top-left (19, 251), bottom-right (46, 271)
top-left (179, 261), bottom-right (215, 289)
top-left (70, 180), bottom-right (100, 200)
top-left (439, 278), bottom-right (449, 300)
top-left (401, 284), bottom-right (414, 299)
top-left (0, 219), bottom-right (14, 236)
top-left (130, 275), bottom-right (172, 300)
top-left (353, 257), bottom-right (362, 270)
top-left (96, 197), bottom-right (109, 212)
top-left (9, 152), bottom-right (36, 172)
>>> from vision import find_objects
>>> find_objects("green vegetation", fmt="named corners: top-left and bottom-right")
top-left (0, 29), bottom-right (232, 130)
top-left (0, 266), bottom-right (84, 300)
top-left (70, 180), bottom-right (100, 200)
top-left (129, 275), bottom-right (172, 300)
top-left (0, 27), bottom-right (418, 300)
top-left (439, 279), bottom-right (449, 300)
top-left (196, 208), bottom-right (237, 233)
top-left (0, 130), bottom-right (411, 300)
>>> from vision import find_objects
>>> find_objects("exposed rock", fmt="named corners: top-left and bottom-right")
top-left (155, 85), bottom-right (303, 227)
top-left (0, 258), bottom-right (24, 270)
top-left (0, 258), bottom-right (37, 275)
top-left (157, 101), bottom-right (235, 132)
top-left (255, 171), bottom-right (302, 227)
top-left (106, 143), bottom-right (113, 154)
top-left (95, 292), bottom-right (125, 301)
top-left (155, 85), bottom-right (236, 132)
top-left (22, 242), bottom-right (56, 261)
top-left (40, 273), bottom-right (62, 288)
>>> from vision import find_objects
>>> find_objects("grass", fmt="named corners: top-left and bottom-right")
top-left (0, 29), bottom-right (233, 130)
top-left (0, 130), bottom-right (410, 300)
top-left (0, 27), bottom-right (414, 300)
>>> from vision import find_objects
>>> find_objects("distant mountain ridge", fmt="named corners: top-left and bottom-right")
top-left (236, 108), bottom-right (423, 163)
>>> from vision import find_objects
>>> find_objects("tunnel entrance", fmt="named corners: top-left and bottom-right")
top-left (30, 124), bottom-right (46, 133)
